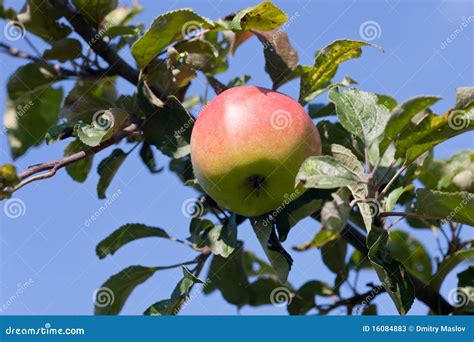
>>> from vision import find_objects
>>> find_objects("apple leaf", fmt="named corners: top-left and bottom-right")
top-left (321, 188), bottom-right (351, 234)
top-left (415, 189), bottom-right (474, 226)
top-left (96, 224), bottom-right (178, 259)
top-left (254, 29), bottom-right (299, 90)
top-left (250, 217), bottom-right (293, 283)
top-left (316, 120), bottom-right (362, 158)
top-left (387, 230), bottom-right (432, 283)
top-left (321, 237), bottom-right (347, 276)
top-left (142, 95), bottom-right (194, 159)
top-left (296, 156), bottom-right (362, 190)
top-left (288, 280), bottom-right (334, 315)
top-left (64, 140), bottom-right (93, 183)
top-left (17, 0), bottom-right (71, 41)
top-left (43, 38), bottom-right (83, 62)
top-left (299, 40), bottom-right (377, 104)
top-left (74, 108), bottom-right (128, 147)
top-left (308, 102), bottom-right (336, 119)
top-left (131, 9), bottom-right (214, 67)
top-left (95, 265), bottom-right (158, 315)
top-left (328, 88), bottom-right (390, 145)
top-left (367, 227), bottom-right (415, 315)
top-left (293, 229), bottom-right (339, 251)
top-left (97, 148), bottom-right (127, 199)
top-left (139, 143), bottom-right (164, 174)
top-left (380, 96), bottom-right (441, 153)
top-left (274, 189), bottom-right (326, 242)
top-left (144, 266), bottom-right (205, 315)
top-left (61, 78), bottom-right (117, 122)
top-left (430, 248), bottom-right (474, 291)
top-left (207, 214), bottom-right (238, 258)
top-left (230, 1), bottom-right (287, 31)
top-left (205, 246), bottom-right (251, 307)
top-left (72, 0), bottom-right (117, 28)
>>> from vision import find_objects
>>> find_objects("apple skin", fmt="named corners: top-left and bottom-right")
top-left (190, 85), bottom-right (321, 217)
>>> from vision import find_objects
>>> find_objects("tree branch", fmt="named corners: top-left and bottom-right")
top-left (48, 0), bottom-right (142, 88)
top-left (339, 222), bottom-right (454, 315)
top-left (8, 123), bottom-right (139, 193)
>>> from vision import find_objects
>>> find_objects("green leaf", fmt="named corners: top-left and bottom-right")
top-left (97, 148), bottom-right (127, 199)
top-left (17, 0), bottom-right (71, 41)
top-left (274, 189), bottom-right (325, 242)
top-left (395, 110), bottom-right (474, 165)
top-left (367, 228), bottom-right (415, 315)
top-left (308, 102), bottom-right (335, 119)
top-left (296, 156), bottom-right (361, 190)
top-left (174, 39), bottom-right (219, 73)
top-left (144, 266), bottom-right (205, 316)
top-left (64, 140), bottom-right (93, 183)
top-left (243, 251), bottom-right (275, 277)
top-left (250, 217), bottom-right (293, 283)
top-left (45, 121), bottom-right (77, 144)
top-left (72, 0), bottom-right (117, 27)
top-left (321, 237), bottom-right (347, 276)
top-left (132, 9), bottom-right (214, 67)
top-left (254, 29), bottom-right (298, 90)
top-left (387, 230), bottom-right (432, 283)
top-left (61, 78), bottom-right (117, 122)
top-left (43, 38), bottom-right (83, 62)
top-left (74, 108), bottom-right (128, 147)
top-left (5, 62), bottom-right (64, 158)
top-left (380, 96), bottom-right (441, 153)
top-left (94, 265), bottom-right (157, 315)
top-left (416, 189), bottom-right (474, 226)
top-left (321, 187), bottom-right (351, 234)
top-left (299, 40), bottom-right (376, 104)
top-left (288, 280), bottom-right (334, 315)
top-left (328, 88), bottom-right (390, 145)
top-left (207, 214), bottom-right (238, 258)
top-left (142, 95), bottom-right (194, 158)
top-left (205, 246), bottom-right (251, 307)
top-left (430, 248), bottom-right (474, 291)
top-left (96, 224), bottom-right (176, 259)
top-left (293, 229), bottom-right (338, 251)
top-left (230, 1), bottom-right (287, 31)
top-left (139, 143), bottom-right (163, 174)
top-left (316, 120), bottom-right (362, 158)
top-left (384, 185), bottom-right (414, 212)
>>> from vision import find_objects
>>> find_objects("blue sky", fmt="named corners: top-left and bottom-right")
top-left (0, 0), bottom-right (472, 315)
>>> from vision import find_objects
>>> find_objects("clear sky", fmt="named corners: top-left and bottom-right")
top-left (0, 0), bottom-right (472, 315)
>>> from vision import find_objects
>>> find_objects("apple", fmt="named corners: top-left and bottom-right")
top-left (190, 85), bottom-right (322, 217)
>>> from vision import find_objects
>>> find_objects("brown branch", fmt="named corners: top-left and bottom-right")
top-left (9, 123), bottom-right (139, 193)
top-left (48, 0), bottom-right (142, 88)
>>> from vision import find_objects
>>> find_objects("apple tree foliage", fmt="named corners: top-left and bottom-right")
top-left (1, 1), bottom-right (473, 316)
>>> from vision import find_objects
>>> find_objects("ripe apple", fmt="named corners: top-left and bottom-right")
top-left (190, 85), bottom-right (321, 217)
